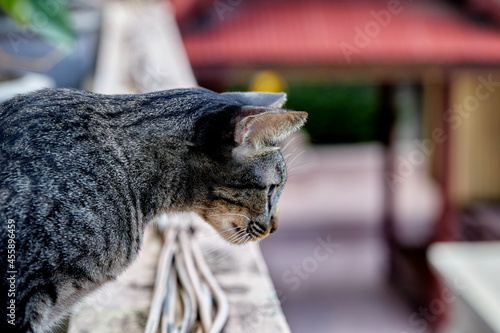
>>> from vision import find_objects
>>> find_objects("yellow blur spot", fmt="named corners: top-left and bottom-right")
top-left (250, 70), bottom-right (287, 93)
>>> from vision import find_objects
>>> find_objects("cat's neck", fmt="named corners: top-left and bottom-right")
top-left (102, 103), bottom-right (196, 224)
top-left (122, 134), bottom-right (194, 224)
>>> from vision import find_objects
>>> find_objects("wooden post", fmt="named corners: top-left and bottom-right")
top-left (378, 83), bottom-right (397, 282)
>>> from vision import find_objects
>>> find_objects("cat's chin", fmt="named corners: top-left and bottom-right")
top-left (220, 231), bottom-right (262, 245)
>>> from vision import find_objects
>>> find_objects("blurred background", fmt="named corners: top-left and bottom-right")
top-left (2, 0), bottom-right (500, 332)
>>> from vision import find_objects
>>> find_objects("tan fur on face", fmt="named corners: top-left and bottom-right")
top-left (194, 203), bottom-right (261, 244)
top-left (194, 189), bottom-right (274, 244)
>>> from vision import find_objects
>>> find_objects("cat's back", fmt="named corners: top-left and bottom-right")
top-left (0, 88), bottom-right (138, 269)
top-left (0, 86), bottom-right (225, 255)
top-left (0, 88), bottom-right (107, 213)
top-left (1, 88), bottom-right (110, 152)
top-left (0, 86), bottom-right (224, 221)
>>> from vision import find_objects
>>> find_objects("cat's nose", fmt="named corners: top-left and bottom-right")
top-left (269, 215), bottom-right (278, 233)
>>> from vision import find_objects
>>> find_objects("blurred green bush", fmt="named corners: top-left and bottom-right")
top-left (286, 82), bottom-right (381, 144)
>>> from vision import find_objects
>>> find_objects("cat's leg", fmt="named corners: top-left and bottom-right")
top-left (17, 284), bottom-right (74, 333)
top-left (20, 293), bottom-right (55, 332)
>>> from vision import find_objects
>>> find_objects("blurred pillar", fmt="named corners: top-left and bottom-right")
top-left (429, 73), bottom-right (456, 332)
top-left (433, 74), bottom-right (457, 242)
top-left (378, 83), bottom-right (397, 282)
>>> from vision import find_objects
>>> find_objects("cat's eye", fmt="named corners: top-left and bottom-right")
top-left (268, 185), bottom-right (276, 197)
top-left (267, 185), bottom-right (276, 212)
top-left (268, 185), bottom-right (276, 200)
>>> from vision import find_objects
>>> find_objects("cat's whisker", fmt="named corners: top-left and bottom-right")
top-left (227, 229), bottom-right (249, 246)
top-left (283, 141), bottom-right (301, 160)
top-left (204, 244), bottom-right (228, 256)
top-left (287, 160), bottom-right (307, 170)
top-left (210, 248), bottom-right (234, 264)
top-left (205, 232), bottom-right (243, 252)
top-left (203, 244), bottom-right (233, 259)
top-left (208, 242), bottom-right (235, 263)
top-left (207, 213), bottom-right (251, 221)
top-left (210, 234), bottom-right (250, 264)
top-left (285, 150), bottom-right (306, 169)
top-left (208, 230), bottom-right (248, 260)
top-left (220, 229), bottom-right (246, 244)
top-left (232, 233), bottom-right (250, 248)
top-left (204, 229), bottom-right (246, 254)
top-left (212, 252), bottom-right (232, 264)
top-left (286, 162), bottom-right (308, 177)
top-left (237, 232), bottom-right (250, 243)
top-left (242, 234), bottom-right (253, 245)
top-left (286, 172), bottom-right (305, 181)
top-left (194, 226), bottom-right (242, 239)
top-left (280, 136), bottom-right (300, 153)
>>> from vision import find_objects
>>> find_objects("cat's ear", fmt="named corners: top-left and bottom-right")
top-left (234, 107), bottom-right (307, 149)
top-left (222, 92), bottom-right (287, 108)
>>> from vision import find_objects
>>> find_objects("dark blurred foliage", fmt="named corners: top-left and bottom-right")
top-left (286, 83), bottom-right (381, 144)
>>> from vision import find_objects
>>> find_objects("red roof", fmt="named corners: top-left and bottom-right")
top-left (179, 0), bottom-right (500, 67)
top-left (169, 0), bottom-right (213, 25)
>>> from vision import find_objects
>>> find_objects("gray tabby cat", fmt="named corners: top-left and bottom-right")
top-left (0, 87), bottom-right (307, 332)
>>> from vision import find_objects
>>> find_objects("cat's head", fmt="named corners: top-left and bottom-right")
top-left (189, 91), bottom-right (307, 244)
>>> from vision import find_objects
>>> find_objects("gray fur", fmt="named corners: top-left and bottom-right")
top-left (0, 87), bottom-right (307, 332)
